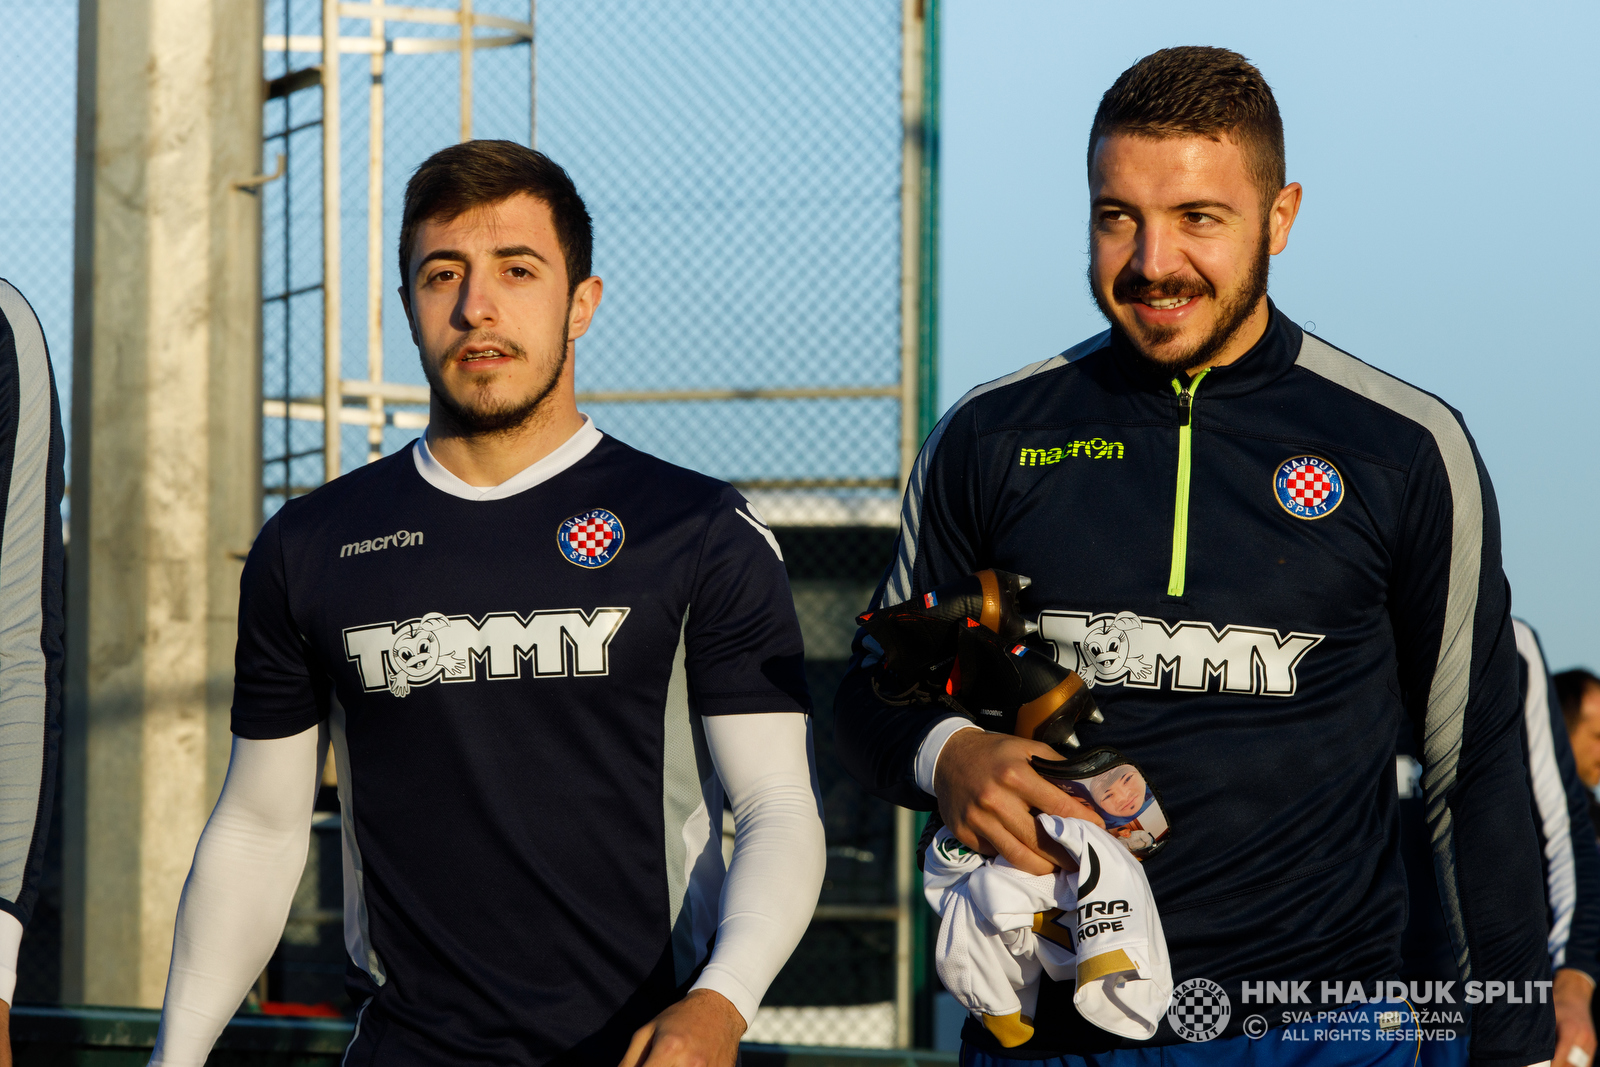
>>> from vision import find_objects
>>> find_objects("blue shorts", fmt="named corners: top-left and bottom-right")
top-left (960, 1016), bottom-right (1434, 1067)
top-left (1415, 1029), bottom-right (1469, 1067)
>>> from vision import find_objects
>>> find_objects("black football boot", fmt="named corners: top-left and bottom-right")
top-left (950, 619), bottom-right (1102, 754)
top-left (856, 569), bottom-right (1036, 684)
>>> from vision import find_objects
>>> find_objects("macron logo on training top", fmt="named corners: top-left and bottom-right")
top-left (1040, 610), bottom-right (1323, 696)
top-left (341, 529), bottom-right (425, 558)
top-left (344, 607), bottom-right (629, 698)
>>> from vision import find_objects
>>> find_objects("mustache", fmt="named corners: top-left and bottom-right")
top-left (441, 331), bottom-right (528, 364)
top-left (1111, 272), bottom-right (1216, 304)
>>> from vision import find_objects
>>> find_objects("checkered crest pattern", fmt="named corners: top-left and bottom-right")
top-left (1284, 463), bottom-right (1333, 509)
top-left (1274, 455), bottom-right (1343, 519)
top-left (558, 509), bottom-right (626, 568)
top-left (1167, 978), bottom-right (1230, 1042)
top-left (568, 518), bottom-right (616, 558)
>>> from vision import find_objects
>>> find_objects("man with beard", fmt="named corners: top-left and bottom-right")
top-left (835, 46), bottom-right (1557, 1065)
top-left (148, 141), bottom-right (825, 1067)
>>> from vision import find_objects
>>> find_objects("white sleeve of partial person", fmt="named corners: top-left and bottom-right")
top-left (690, 712), bottom-right (826, 1027)
top-left (915, 717), bottom-right (982, 796)
top-left (0, 910), bottom-right (21, 1004)
top-left (148, 728), bottom-right (321, 1067)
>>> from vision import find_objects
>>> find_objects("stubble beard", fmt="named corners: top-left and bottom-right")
top-left (423, 317), bottom-right (570, 439)
top-left (1091, 226), bottom-right (1271, 376)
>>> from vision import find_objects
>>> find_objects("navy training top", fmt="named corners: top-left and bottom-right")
top-left (836, 304), bottom-right (1556, 1064)
top-left (233, 425), bottom-right (808, 1066)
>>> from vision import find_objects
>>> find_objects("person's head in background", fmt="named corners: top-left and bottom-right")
top-left (1555, 669), bottom-right (1600, 788)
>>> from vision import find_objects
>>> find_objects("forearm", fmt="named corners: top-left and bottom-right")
top-left (691, 713), bottom-right (825, 1025)
top-left (151, 729), bottom-right (319, 1067)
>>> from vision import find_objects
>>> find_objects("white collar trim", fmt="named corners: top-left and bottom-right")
top-left (412, 415), bottom-right (603, 501)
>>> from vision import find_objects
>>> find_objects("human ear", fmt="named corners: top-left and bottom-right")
top-left (398, 284), bottom-right (420, 347)
top-left (1267, 182), bottom-right (1303, 255)
top-left (565, 274), bottom-right (605, 344)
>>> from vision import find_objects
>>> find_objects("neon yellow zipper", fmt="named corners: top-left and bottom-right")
top-left (1167, 369), bottom-right (1210, 597)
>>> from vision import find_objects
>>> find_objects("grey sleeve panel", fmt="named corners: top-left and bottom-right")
top-left (662, 608), bottom-right (723, 986)
top-left (331, 704), bottom-right (386, 986)
top-left (1514, 618), bottom-right (1578, 969)
top-left (1295, 333), bottom-right (1482, 975)
top-left (0, 280), bottom-right (63, 912)
top-left (884, 331), bottom-right (1109, 606)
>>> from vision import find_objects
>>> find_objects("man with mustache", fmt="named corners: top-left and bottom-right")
top-left (836, 46), bottom-right (1557, 1065)
top-left (147, 141), bottom-right (825, 1067)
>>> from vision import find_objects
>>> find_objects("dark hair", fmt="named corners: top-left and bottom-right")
top-left (399, 140), bottom-right (593, 293)
top-left (1555, 669), bottom-right (1600, 730)
top-left (1088, 46), bottom-right (1285, 210)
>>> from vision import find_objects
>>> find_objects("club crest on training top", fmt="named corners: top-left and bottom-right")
top-left (558, 508), bottom-right (625, 568)
top-left (1274, 454), bottom-right (1343, 520)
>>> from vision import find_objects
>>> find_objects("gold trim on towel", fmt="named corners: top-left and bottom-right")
top-left (1077, 948), bottom-right (1137, 985)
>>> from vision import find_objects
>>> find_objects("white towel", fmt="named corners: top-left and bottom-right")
top-left (1037, 813), bottom-right (1173, 1039)
top-left (924, 825), bottom-right (1061, 1046)
top-left (924, 817), bottom-right (1172, 1046)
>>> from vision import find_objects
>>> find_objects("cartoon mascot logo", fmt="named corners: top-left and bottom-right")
top-left (1076, 611), bottom-right (1154, 687)
top-left (387, 612), bottom-right (470, 697)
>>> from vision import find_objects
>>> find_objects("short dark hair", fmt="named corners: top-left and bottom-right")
top-left (1555, 669), bottom-right (1600, 730)
top-left (1088, 46), bottom-right (1285, 210)
top-left (399, 140), bottom-right (593, 293)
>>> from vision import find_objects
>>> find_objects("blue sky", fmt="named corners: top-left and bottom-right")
top-left (2, 0), bottom-right (1596, 669)
top-left (939, 0), bottom-right (1600, 670)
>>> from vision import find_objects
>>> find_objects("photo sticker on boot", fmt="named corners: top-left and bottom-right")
top-left (1041, 755), bottom-right (1170, 860)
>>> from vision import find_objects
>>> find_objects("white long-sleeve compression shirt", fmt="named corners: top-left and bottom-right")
top-left (149, 711), bottom-right (823, 1065)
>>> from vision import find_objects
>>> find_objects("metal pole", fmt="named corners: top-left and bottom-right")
top-left (367, 1), bottom-right (386, 463)
top-left (897, 0), bottom-right (925, 494)
top-left (459, 0), bottom-right (473, 142)
top-left (322, 0), bottom-right (343, 483)
top-left (894, 806), bottom-right (914, 1048)
top-left (537, 0), bottom-right (544, 147)
top-left (894, 3), bottom-right (927, 1046)
top-left (918, 0), bottom-right (941, 443)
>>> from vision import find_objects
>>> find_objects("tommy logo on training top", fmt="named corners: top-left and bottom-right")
top-left (1040, 611), bottom-right (1323, 696)
top-left (1274, 455), bottom-right (1343, 519)
top-left (559, 509), bottom-right (624, 568)
top-left (344, 607), bottom-right (629, 697)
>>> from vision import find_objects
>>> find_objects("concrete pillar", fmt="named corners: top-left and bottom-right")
top-left (63, 0), bottom-right (264, 1007)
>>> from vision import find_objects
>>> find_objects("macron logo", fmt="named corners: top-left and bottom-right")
top-left (340, 529), bottom-right (425, 558)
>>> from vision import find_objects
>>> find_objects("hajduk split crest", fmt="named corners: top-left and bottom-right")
top-left (1274, 455), bottom-right (1343, 520)
top-left (558, 508), bottom-right (625, 568)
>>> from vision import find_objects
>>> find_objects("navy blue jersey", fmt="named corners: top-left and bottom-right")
top-left (232, 425), bottom-right (808, 1066)
top-left (1400, 619), bottom-right (1600, 986)
top-left (835, 305), bottom-right (1555, 1062)
top-left (0, 281), bottom-right (66, 935)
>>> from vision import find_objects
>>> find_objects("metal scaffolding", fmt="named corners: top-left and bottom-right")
top-left (263, 1), bottom-right (534, 480)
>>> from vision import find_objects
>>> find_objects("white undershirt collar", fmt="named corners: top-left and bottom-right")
top-left (412, 414), bottom-right (603, 501)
